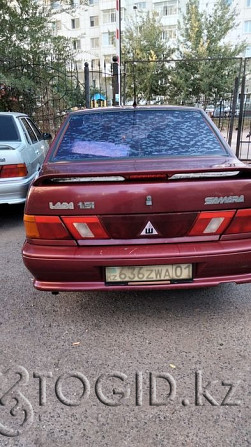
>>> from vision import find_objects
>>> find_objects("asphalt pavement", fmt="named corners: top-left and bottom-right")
top-left (0, 204), bottom-right (250, 446)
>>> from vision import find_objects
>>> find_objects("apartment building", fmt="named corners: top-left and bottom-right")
top-left (47, 0), bottom-right (187, 73)
top-left (48, 0), bottom-right (125, 78)
top-left (228, 0), bottom-right (251, 58)
top-left (46, 0), bottom-right (251, 99)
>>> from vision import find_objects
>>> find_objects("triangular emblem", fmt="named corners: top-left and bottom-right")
top-left (140, 221), bottom-right (158, 236)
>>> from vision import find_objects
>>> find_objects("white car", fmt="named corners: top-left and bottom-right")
top-left (205, 104), bottom-right (215, 114)
top-left (0, 112), bottom-right (51, 204)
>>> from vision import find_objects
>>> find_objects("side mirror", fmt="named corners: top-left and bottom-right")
top-left (42, 132), bottom-right (52, 141)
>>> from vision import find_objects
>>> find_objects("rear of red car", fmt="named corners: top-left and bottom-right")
top-left (22, 106), bottom-right (251, 291)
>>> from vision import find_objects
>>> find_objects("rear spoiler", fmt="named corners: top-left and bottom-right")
top-left (33, 163), bottom-right (251, 185)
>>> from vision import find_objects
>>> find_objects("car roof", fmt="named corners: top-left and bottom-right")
top-left (0, 112), bottom-right (28, 117)
top-left (67, 105), bottom-right (204, 117)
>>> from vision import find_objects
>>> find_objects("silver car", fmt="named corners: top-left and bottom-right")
top-left (0, 112), bottom-right (51, 204)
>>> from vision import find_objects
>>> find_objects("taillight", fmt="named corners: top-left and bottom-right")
top-left (24, 215), bottom-right (71, 239)
top-left (61, 216), bottom-right (109, 239)
top-left (0, 164), bottom-right (27, 178)
top-left (225, 209), bottom-right (251, 234)
top-left (189, 211), bottom-right (235, 236)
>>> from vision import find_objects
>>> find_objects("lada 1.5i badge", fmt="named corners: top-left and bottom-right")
top-left (22, 106), bottom-right (251, 292)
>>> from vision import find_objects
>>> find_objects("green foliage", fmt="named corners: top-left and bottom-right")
top-left (122, 12), bottom-right (174, 102)
top-left (0, 0), bottom-right (79, 113)
top-left (168, 0), bottom-right (246, 105)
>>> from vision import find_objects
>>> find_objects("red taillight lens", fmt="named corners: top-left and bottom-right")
top-left (225, 209), bottom-right (251, 234)
top-left (61, 216), bottom-right (109, 239)
top-left (24, 215), bottom-right (71, 239)
top-left (189, 211), bottom-right (235, 236)
top-left (0, 163), bottom-right (27, 178)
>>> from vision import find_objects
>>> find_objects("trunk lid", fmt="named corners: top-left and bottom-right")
top-left (0, 143), bottom-right (23, 165)
top-left (24, 156), bottom-right (251, 243)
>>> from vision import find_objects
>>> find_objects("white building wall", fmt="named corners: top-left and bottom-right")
top-left (231, 0), bottom-right (251, 56)
top-left (47, 0), bottom-right (251, 92)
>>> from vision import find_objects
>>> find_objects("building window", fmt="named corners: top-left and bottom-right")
top-left (90, 16), bottom-right (99, 26)
top-left (244, 21), bottom-right (251, 33)
top-left (103, 9), bottom-right (116, 24)
top-left (72, 39), bottom-right (81, 50)
top-left (104, 56), bottom-right (112, 65)
top-left (163, 3), bottom-right (177, 15)
top-left (154, 1), bottom-right (177, 16)
top-left (247, 0), bottom-right (251, 7)
top-left (52, 20), bottom-right (62, 32)
top-left (75, 61), bottom-right (82, 70)
top-left (103, 57), bottom-right (112, 72)
top-left (55, 20), bottom-right (61, 30)
top-left (245, 46), bottom-right (251, 57)
top-left (91, 37), bottom-right (99, 49)
top-left (71, 18), bottom-right (80, 29)
top-left (102, 32), bottom-right (115, 46)
top-left (134, 2), bottom-right (146, 8)
top-left (91, 59), bottom-right (100, 69)
top-left (50, 1), bottom-right (61, 9)
top-left (162, 25), bottom-right (177, 39)
top-left (89, 0), bottom-right (99, 5)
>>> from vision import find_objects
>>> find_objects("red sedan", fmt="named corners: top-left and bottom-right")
top-left (22, 106), bottom-right (251, 292)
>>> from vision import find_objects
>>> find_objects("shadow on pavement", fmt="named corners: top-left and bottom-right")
top-left (0, 203), bottom-right (25, 228)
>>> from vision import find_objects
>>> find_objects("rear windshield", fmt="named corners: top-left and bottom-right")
top-left (0, 116), bottom-right (20, 142)
top-left (51, 109), bottom-right (227, 162)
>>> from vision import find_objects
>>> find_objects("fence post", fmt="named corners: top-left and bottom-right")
top-left (228, 76), bottom-right (239, 147)
top-left (122, 60), bottom-right (126, 105)
top-left (112, 56), bottom-right (119, 106)
top-left (236, 59), bottom-right (246, 159)
top-left (84, 62), bottom-right (90, 109)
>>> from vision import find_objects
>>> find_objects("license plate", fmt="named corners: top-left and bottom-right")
top-left (105, 264), bottom-right (192, 284)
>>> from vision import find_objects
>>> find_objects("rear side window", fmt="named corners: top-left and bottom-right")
top-left (0, 116), bottom-right (20, 141)
top-left (51, 109), bottom-right (228, 162)
top-left (20, 118), bottom-right (38, 144)
top-left (26, 119), bottom-right (42, 140)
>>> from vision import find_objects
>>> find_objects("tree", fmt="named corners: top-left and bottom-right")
top-left (122, 12), bottom-right (174, 103)
top-left (168, 0), bottom-right (246, 105)
top-left (0, 0), bottom-right (79, 113)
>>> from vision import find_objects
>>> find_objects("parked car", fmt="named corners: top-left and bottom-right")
top-left (205, 104), bottom-right (215, 115)
top-left (213, 105), bottom-right (239, 118)
top-left (22, 106), bottom-right (251, 292)
top-left (0, 112), bottom-right (51, 205)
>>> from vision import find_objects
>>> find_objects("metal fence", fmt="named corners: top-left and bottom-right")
top-left (0, 57), bottom-right (117, 135)
top-left (121, 57), bottom-right (251, 161)
top-left (0, 57), bottom-right (85, 135)
top-left (1, 56), bottom-right (251, 161)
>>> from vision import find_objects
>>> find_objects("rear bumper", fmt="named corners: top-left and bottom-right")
top-left (0, 174), bottom-right (34, 205)
top-left (22, 239), bottom-right (251, 291)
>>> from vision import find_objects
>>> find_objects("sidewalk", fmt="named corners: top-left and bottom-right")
top-left (220, 129), bottom-right (237, 152)
top-left (220, 128), bottom-right (251, 161)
